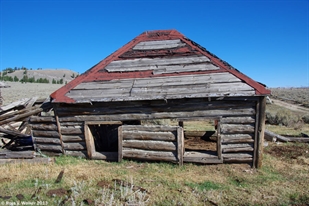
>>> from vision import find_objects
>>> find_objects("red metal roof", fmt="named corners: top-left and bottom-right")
top-left (51, 29), bottom-right (271, 103)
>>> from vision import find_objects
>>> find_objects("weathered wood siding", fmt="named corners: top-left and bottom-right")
top-left (120, 125), bottom-right (183, 164)
top-left (66, 72), bottom-right (255, 103)
top-left (44, 97), bottom-right (258, 164)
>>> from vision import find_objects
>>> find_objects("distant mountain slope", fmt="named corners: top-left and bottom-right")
top-left (5, 69), bottom-right (79, 83)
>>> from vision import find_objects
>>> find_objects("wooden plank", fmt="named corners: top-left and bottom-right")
top-left (122, 149), bottom-right (177, 162)
top-left (123, 140), bottom-right (176, 151)
top-left (133, 39), bottom-right (186, 50)
top-left (61, 127), bottom-right (83, 135)
top-left (0, 107), bottom-right (43, 126)
top-left (64, 142), bottom-right (86, 151)
top-left (222, 153), bottom-right (253, 163)
top-left (62, 135), bottom-right (85, 142)
top-left (29, 116), bottom-right (56, 123)
top-left (33, 137), bottom-right (61, 144)
top-left (222, 153), bottom-right (253, 158)
top-left (55, 99), bottom-right (256, 117)
top-left (177, 127), bottom-right (184, 166)
top-left (0, 151), bottom-right (35, 159)
top-left (31, 124), bottom-right (58, 131)
top-left (105, 55), bottom-right (210, 71)
top-left (0, 108), bottom-right (31, 121)
top-left (0, 99), bottom-right (29, 113)
top-left (69, 89), bottom-right (256, 103)
top-left (65, 151), bottom-right (87, 158)
top-left (264, 129), bottom-right (290, 142)
top-left (253, 100), bottom-right (259, 168)
top-left (73, 73), bottom-right (240, 91)
top-left (130, 83), bottom-right (254, 95)
top-left (118, 126), bottom-right (123, 162)
top-left (105, 63), bottom-right (220, 73)
top-left (58, 108), bottom-right (256, 122)
top-left (183, 151), bottom-right (219, 158)
top-left (183, 151), bottom-right (222, 164)
top-left (288, 138), bottom-right (309, 143)
top-left (221, 116), bottom-right (255, 124)
top-left (86, 121), bottom-right (122, 125)
top-left (183, 156), bottom-right (223, 164)
top-left (122, 131), bottom-right (176, 141)
top-left (25, 97), bottom-right (38, 108)
top-left (221, 134), bottom-right (254, 143)
top-left (153, 63), bottom-right (219, 74)
top-left (222, 143), bottom-right (254, 149)
top-left (32, 130), bottom-right (59, 138)
top-left (72, 91), bottom-right (256, 103)
top-left (92, 151), bottom-right (118, 161)
top-left (122, 125), bottom-right (178, 132)
top-left (256, 96), bottom-right (266, 168)
top-left (0, 126), bottom-right (28, 137)
top-left (35, 144), bottom-right (62, 153)
top-left (135, 72), bottom-right (241, 87)
top-left (0, 157), bottom-right (54, 164)
top-left (84, 124), bottom-right (95, 158)
top-left (222, 147), bottom-right (254, 153)
top-left (221, 124), bottom-right (255, 134)
top-left (217, 120), bottom-right (222, 161)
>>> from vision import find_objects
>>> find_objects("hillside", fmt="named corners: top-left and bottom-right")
top-left (0, 69), bottom-right (79, 105)
top-left (4, 69), bottom-right (79, 84)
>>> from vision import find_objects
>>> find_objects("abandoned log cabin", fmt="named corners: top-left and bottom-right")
top-left (30, 30), bottom-right (271, 168)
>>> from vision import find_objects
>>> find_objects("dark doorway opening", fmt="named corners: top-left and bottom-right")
top-left (88, 124), bottom-right (120, 152)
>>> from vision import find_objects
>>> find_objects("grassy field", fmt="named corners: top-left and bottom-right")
top-left (0, 142), bottom-right (308, 206)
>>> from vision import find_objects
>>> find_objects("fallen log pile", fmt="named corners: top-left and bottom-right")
top-left (0, 97), bottom-right (54, 163)
top-left (264, 129), bottom-right (309, 143)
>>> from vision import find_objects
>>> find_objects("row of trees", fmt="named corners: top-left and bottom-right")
top-left (2, 67), bottom-right (43, 75)
top-left (0, 75), bottom-right (66, 84)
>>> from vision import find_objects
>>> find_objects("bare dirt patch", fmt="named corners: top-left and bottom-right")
top-left (46, 188), bottom-right (69, 197)
top-left (265, 143), bottom-right (309, 165)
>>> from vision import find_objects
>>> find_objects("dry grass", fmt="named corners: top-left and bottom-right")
top-left (270, 87), bottom-right (309, 107)
top-left (0, 145), bottom-right (309, 205)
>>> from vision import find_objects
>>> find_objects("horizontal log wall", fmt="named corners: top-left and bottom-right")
top-left (30, 116), bottom-right (62, 155)
top-left (220, 116), bottom-right (255, 163)
top-left (30, 116), bottom-right (87, 156)
top-left (51, 97), bottom-right (259, 163)
top-left (121, 125), bottom-right (180, 163)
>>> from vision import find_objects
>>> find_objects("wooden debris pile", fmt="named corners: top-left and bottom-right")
top-left (0, 97), bottom-right (54, 162)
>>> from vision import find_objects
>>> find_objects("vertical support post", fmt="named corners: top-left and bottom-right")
top-left (177, 127), bottom-right (184, 166)
top-left (118, 126), bottom-right (123, 162)
top-left (253, 100), bottom-right (260, 168)
top-left (217, 118), bottom-right (222, 161)
top-left (84, 123), bottom-right (95, 159)
top-left (54, 105), bottom-right (65, 155)
top-left (256, 96), bottom-right (266, 168)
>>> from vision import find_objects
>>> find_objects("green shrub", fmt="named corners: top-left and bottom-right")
top-left (266, 109), bottom-right (301, 127)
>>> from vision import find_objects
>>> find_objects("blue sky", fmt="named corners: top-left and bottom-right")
top-left (0, 0), bottom-right (308, 87)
